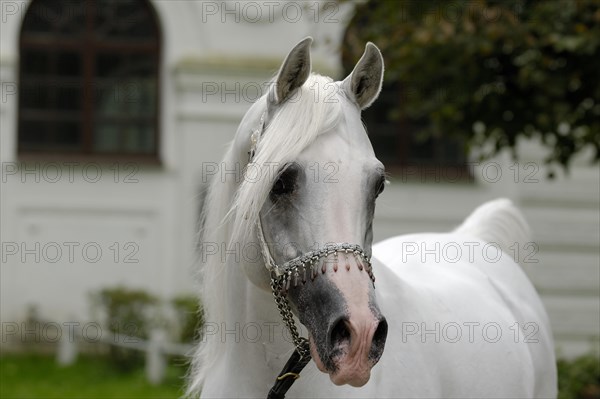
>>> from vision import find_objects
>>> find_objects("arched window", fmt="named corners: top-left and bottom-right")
top-left (18, 0), bottom-right (161, 160)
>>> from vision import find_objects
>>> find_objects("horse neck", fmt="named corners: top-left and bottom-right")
top-left (209, 258), bottom-right (295, 399)
top-left (201, 203), bottom-right (285, 348)
top-left (222, 255), bottom-right (282, 328)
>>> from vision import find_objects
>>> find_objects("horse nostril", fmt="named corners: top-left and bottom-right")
top-left (370, 317), bottom-right (388, 361)
top-left (330, 317), bottom-right (351, 350)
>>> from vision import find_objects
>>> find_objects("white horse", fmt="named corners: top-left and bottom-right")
top-left (187, 38), bottom-right (557, 398)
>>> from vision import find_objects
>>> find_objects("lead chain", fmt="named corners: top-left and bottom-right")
top-left (270, 274), bottom-right (311, 359)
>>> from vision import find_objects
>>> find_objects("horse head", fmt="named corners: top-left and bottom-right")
top-left (232, 37), bottom-right (387, 387)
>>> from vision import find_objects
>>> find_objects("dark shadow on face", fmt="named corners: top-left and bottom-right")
top-left (287, 272), bottom-right (348, 372)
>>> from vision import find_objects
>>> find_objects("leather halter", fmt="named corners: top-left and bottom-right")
top-left (248, 111), bottom-right (375, 398)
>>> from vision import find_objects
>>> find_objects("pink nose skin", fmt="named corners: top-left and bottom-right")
top-left (331, 316), bottom-right (386, 386)
top-left (297, 254), bottom-right (387, 386)
top-left (310, 315), bottom-right (388, 387)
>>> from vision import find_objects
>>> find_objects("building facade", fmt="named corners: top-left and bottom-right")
top-left (1, 0), bottom-right (598, 357)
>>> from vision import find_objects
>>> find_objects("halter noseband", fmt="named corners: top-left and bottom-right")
top-left (248, 111), bottom-right (375, 398)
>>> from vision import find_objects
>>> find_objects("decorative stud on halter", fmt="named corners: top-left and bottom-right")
top-left (274, 243), bottom-right (375, 294)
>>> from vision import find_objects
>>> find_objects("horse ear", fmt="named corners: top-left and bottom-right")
top-left (271, 37), bottom-right (313, 105)
top-left (342, 42), bottom-right (384, 110)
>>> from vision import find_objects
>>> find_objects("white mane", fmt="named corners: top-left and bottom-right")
top-left (231, 74), bottom-right (343, 246)
top-left (187, 74), bottom-right (343, 395)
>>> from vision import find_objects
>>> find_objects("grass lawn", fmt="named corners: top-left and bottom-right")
top-left (2, 351), bottom-right (598, 398)
top-left (0, 353), bottom-right (186, 399)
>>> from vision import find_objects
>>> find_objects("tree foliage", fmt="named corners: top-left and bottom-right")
top-left (343, 0), bottom-right (600, 170)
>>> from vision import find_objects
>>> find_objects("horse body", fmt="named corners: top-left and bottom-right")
top-left (188, 38), bottom-right (557, 398)
top-left (372, 233), bottom-right (556, 398)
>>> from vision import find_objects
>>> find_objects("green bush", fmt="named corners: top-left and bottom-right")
top-left (92, 287), bottom-right (158, 371)
top-left (171, 295), bottom-right (203, 343)
top-left (558, 354), bottom-right (600, 399)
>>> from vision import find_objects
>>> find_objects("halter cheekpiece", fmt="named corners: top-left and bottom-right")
top-left (248, 111), bottom-right (376, 399)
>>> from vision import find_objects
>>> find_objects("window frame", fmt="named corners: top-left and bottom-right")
top-left (17, 0), bottom-right (162, 163)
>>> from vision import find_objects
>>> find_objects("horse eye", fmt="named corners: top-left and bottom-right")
top-left (375, 177), bottom-right (386, 197)
top-left (271, 167), bottom-right (297, 198)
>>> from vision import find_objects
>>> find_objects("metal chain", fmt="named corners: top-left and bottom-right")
top-left (267, 243), bottom-right (374, 361)
top-left (270, 273), bottom-right (311, 359)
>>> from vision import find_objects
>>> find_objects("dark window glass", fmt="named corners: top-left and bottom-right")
top-left (95, 0), bottom-right (159, 40)
top-left (20, 0), bottom-right (87, 38)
